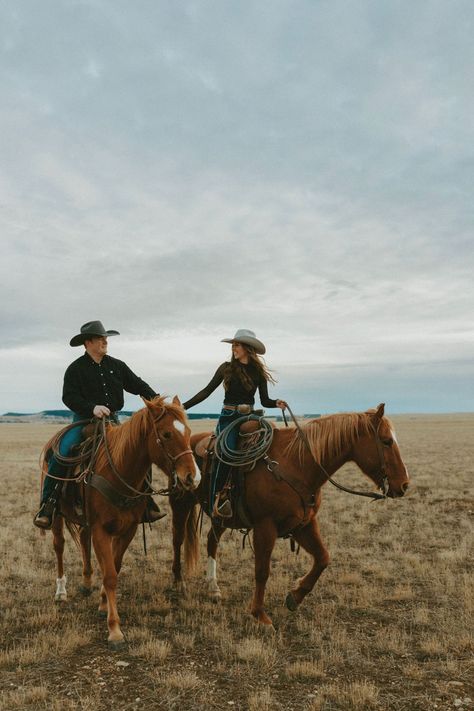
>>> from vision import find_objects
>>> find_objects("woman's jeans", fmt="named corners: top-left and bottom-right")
top-left (41, 413), bottom-right (84, 503)
top-left (211, 407), bottom-right (241, 508)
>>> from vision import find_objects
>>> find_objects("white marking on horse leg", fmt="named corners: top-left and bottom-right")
top-left (206, 556), bottom-right (217, 582)
top-left (55, 575), bottom-right (67, 602)
top-left (206, 556), bottom-right (221, 600)
top-left (173, 419), bottom-right (186, 434)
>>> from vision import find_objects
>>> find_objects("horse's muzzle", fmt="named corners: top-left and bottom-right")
top-left (388, 481), bottom-right (409, 498)
top-left (178, 472), bottom-right (198, 491)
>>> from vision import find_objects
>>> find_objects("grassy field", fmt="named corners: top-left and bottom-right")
top-left (0, 414), bottom-right (473, 710)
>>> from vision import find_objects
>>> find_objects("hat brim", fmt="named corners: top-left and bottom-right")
top-left (70, 330), bottom-right (120, 347)
top-left (221, 337), bottom-right (266, 355)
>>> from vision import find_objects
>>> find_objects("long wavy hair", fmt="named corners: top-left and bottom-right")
top-left (223, 345), bottom-right (277, 392)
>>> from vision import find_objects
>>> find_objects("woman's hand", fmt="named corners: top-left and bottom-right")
top-left (276, 399), bottom-right (288, 410)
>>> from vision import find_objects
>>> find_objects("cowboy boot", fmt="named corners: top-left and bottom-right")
top-left (33, 495), bottom-right (58, 529)
top-left (142, 497), bottom-right (166, 523)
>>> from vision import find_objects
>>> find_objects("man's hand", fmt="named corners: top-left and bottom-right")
top-left (93, 405), bottom-right (111, 418)
top-left (276, 399), bottom-right (288, 410)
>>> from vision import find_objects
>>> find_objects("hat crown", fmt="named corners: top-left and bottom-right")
top-left (80, 321), bottom-right (107, 335)
top-left (233, 329), bottom-right (257, 340)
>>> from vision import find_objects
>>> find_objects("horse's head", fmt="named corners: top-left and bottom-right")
top-left (352, 403), bottom-right (410, 498)
top-left (144, 396), bottom-right (200, 492)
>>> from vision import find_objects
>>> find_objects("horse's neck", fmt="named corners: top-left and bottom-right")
top-left (104, 423), bottom-right (151, 485)
top-left (281, 425), bottom-right (353, 490)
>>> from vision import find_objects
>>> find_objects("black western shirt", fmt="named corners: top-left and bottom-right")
top-left (62, 353), bottom-right (157, 418)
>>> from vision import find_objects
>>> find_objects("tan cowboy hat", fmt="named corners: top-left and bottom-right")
top-left (221, 329), bottom-right (266, 355)
top-left (70, 320), bottom-right (120, 347)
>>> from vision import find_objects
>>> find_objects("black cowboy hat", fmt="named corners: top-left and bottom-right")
top-left (70, 321), bottom-right (120, 347)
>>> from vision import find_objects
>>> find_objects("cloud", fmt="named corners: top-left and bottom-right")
top-left (0, 0), bottom-right (473, 412)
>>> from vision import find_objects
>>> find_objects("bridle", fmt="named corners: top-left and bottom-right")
top-left (147, 407), bottom-right (194, 494)
top-left (287, 406), bottom-right (389, 501)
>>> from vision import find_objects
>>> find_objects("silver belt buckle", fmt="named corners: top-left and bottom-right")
top-left (237, 404), bottom-right (252, 415)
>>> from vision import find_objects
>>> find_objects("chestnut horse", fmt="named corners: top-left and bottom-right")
top-left (42, 396), bottom-right (199, 646)
top-left (169, 404), bottom-right (409, 627)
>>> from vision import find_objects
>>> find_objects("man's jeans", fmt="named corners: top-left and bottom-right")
top-left (41, 413), bottom-right (84, 503)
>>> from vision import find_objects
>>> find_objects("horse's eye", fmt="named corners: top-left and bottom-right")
top-left (163, 431), bottom-right (172, 440)
top-left (382, 438), bottom-right (393, 447)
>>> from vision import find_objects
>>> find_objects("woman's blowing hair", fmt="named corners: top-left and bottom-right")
top-left (223, 346), bottom-right (277, 391)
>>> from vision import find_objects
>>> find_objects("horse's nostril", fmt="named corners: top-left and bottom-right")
top-left (186, 473), bottom-right (194, 487)
top-left (401, 482), bottom-right (409, 493)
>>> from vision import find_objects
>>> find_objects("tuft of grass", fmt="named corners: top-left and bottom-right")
top-left (285, 659), bottom-right (326, 680)
top-left (130, 637), bottom-right (171, 662)
top-left (248, 686), bottom-right (273, 710)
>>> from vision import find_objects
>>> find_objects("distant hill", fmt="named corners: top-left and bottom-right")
top-left (0, 409), bottom-right (222, 423)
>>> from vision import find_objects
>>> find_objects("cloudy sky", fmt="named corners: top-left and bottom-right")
top-left (1, 0), bottom-right (473, 415)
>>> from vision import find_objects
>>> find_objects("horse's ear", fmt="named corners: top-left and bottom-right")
top-left (172, 395), bottom-right (182, 407)
top-left (373, 403), bottom-right (385, 421)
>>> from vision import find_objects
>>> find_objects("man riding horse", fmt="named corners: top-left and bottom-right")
top-left (33, 320), bottom-right (164, 529)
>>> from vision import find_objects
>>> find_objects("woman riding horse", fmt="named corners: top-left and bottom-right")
top-left (183, 329), bottom-right (287, 516)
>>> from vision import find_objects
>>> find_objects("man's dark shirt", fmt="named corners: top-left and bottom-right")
top-left (62, 353), bottom-right (157, 418)
top-left (183, 361), bottom-right (277, 410)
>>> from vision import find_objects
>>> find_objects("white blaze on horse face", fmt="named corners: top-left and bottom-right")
top-left (192, 457), bottom-right (201, 485)
top-left (391, 428), bottom-right (409, 478)
top-left (173, 419), bottom-right (186, 434)
top-left (206, 556), bottom-right (217, 581)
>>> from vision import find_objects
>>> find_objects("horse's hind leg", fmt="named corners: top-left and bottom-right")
top-left (79, 527), bottom-right (94, 596)
top-left (52, 516), bottom-right (68, 603)
top-left (206, 522), bottom-right (226, 602)
top-left (285, 516), bottom-right (329, 612)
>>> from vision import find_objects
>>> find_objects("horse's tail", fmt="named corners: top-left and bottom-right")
top-left (184, 503), bottom-right (200, 575)
top-left (64, 520), bottom-right (82, 549)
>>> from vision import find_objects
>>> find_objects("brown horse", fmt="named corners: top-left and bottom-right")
top-left (43, 396), bottom-right (199, 646)
top-left (169, 404), bottom-right (409, 627)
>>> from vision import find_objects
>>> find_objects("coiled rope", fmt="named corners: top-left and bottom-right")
top-left (214, 415), bottom-right (274, 468)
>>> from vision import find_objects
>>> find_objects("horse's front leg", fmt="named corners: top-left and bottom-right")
top-left (112, 523), bottom-right (138, 575)
top-left (78, 527), bottom-right (94, 596)
top-left (92, 526), bottom-right (124, 647)
top-left (206, 522), bottom-right (226, 602)
top-left (285, 516), bottom-right (330, 611)
top-left (52, 516), bottom-right (67, 602)
top-left (169, 493), bottom-right (195, 595)
top-left (251, 518), bottom-right (278, 626)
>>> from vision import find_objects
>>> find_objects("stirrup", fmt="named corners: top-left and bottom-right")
top-left (33, 501), bottom-right (56, 530)
top-left (212, 493), bottom-right (233, 519)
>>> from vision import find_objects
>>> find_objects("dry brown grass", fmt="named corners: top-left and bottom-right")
top-left (0, 415), bottom-right (473, 710)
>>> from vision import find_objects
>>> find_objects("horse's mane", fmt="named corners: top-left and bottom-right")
top-left (95, 396), bottom-right (186, 473)
top-left (284, 411), bottom-right (390, 465)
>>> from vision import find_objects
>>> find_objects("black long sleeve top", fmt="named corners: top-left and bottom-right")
top-left (183, 361), bottom-right (278, 410)
top-left (62, 353), bottom-right (157, 418)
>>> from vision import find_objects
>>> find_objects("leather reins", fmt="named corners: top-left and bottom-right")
top-left (285, 405), bottom-right (388, 501)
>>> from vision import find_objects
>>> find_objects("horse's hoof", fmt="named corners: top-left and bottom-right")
top-left (108, 638), bottom-right (126, 650)
top-left (210, 592), bottom-right (222, 604)
top-left (55, 594), bottom-right (67, 603)
top-left (285, 592), bottom-right (299, 612)
top-left (79, 585), bottom-right (92, 597)
top-left (172, 581), bottom-right (188, 597)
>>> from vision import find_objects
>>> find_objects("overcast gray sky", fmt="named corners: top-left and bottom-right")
top-left (1, 0), bottom-right (473, 414)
